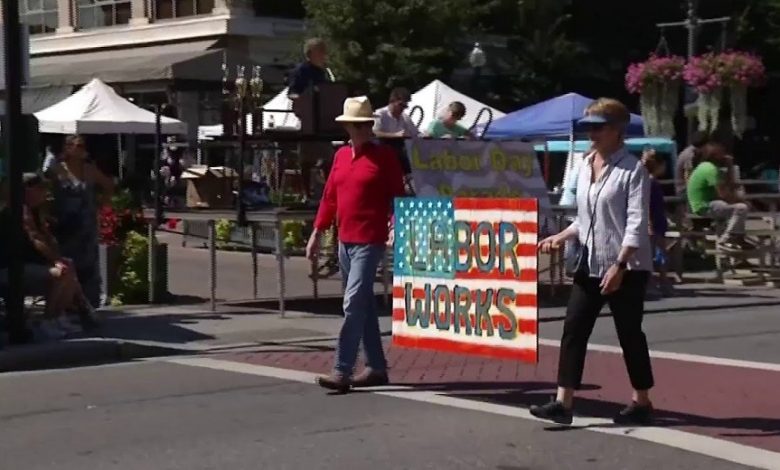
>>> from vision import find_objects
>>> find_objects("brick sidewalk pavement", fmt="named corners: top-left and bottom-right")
top-left (222, 340), bottom-right (780, 453)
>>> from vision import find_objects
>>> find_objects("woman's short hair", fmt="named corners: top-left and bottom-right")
top-left (585, 98), bottom-right (630, 130)
top-left (303, 38), bottom-right (326, 59)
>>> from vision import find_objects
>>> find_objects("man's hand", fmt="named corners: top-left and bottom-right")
top-left (537, 234), bottom-right (564, 254)
top-left (306, 231), bottom-right (321, 261)
top-left (600, 264), bottom-right (625, 295)
top-left (386, 227), bottom-right (395, 247)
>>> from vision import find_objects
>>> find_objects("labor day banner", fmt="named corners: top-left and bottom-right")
top-left (407, 139), bottom-right (552, 231)
top-left (392, 197), bottom-right (539, 363)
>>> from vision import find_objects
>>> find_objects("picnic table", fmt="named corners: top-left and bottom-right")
top-left (663, 194), bottom-right (780, 282)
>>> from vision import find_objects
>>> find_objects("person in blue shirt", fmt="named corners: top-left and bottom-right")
top-left (288, 38), bottom-right (333, 203)
top-left (288, 38), bottom-right (330, 98)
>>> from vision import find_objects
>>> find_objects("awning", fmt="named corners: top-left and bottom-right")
top-left (30, 40), bottom-right (226, 87)
top-left (22, 85), bottom-right (73, 113)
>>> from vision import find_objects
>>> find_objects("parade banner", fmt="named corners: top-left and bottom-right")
top-left (392, 197), bottom-right (538, 363)
top-left (408, 139), bottom-right (551, 229)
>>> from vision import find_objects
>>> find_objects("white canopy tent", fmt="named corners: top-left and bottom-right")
top-left (409, 79), bottom-right (505, 133)
top-left (34, 78), bottom-right (187, 135)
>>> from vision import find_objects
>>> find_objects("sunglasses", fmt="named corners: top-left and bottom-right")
top-left (585, 123), bottom-right (610, 132)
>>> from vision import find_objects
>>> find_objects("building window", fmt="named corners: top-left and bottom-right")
top-left (254, 0), bottom-right (304, 18)
top-left (153, 0), bottom-right (214, 20)
top-left (76, 0), bottom-right (132, 29)
top-left (20, 0), bottom-right (59, 35)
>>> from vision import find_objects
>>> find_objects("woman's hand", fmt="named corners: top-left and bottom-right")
top-left (600, 264), bottom-right (625, 295)
top-left (537, 234), bottom-right (564, 254)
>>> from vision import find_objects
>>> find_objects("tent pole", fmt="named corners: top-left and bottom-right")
top-left (543, 140), bottom-right (550, 186)
top-left (154, 105), bottom-right (163, 225)
top-left (117, 134), bottom-right (123, 181)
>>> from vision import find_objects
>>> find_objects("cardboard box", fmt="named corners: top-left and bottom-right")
top-left (181, 166), bottom-right (237, 208)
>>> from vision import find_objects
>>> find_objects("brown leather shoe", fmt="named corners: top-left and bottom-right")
top-left (315, 373), bottom-right (351, 394)
top-left (351, 368), bottom-right (389, 388)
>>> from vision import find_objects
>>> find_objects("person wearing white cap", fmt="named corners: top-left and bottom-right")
top-left (306, 96), bottom-right (406, 393)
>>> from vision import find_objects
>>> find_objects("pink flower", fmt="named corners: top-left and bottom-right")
top-left (625, 54), bottom-right (685, 95)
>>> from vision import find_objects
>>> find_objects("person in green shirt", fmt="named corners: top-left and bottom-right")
top-left (425, 101), bottom-right (474, 139)
top-left (686, 141), bottom-right (751, 252)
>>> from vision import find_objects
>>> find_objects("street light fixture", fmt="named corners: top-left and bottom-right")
top-left (468, 42), bottom-right (487, 97)
top-left (222, 62), bottom-right (264, 225)
top-left (469, 42), bottom-right (487, 70)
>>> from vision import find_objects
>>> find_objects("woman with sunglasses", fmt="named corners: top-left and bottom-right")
top-left (534, 98), bottom-right (655, 425)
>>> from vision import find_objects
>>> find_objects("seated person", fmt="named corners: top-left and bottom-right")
top-left (425, 101), bottom-right (474, 139)
top-left (674, 131), bottom-right (708, 197)
top-left (0, 174), bottom-right (97, 339)
top-left (686, 141), bottom-right (752, 252)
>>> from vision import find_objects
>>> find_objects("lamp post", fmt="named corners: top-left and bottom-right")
top-left (468, 42), bottom-right (487, 97)
top-left (222, 63), bottom-right (263, 226)
top-left (656, 0), bottom-right (731, 142)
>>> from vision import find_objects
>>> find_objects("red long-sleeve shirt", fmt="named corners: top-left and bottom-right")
top-left (314, 141), bottom-right (405, 244)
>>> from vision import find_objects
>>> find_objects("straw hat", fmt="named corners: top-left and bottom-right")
top-left (335, 96), bottom-right (378, 123)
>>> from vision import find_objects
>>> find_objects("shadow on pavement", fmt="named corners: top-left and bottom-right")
top-left (447, 389), bottom-right (780, 438)
top-left (383, 381), bottom-right (600, 394)
top-left (229, 295), bottom-right (390, 316)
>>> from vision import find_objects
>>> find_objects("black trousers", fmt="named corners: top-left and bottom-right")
top-left (557, 270), bottom-right (654, 391)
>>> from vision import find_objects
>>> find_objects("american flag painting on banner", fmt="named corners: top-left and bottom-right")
top-left (392, 197), bottom-right (539, 363)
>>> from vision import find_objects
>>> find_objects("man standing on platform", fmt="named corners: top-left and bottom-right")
top-left (306, 96), bottom-right (405, 393)
top-left (374, 87), bottom-right (419, 195)
top-left (288, 38), bottom-right (333, 204)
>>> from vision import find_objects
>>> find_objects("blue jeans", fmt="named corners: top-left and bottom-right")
top-left (335, 243), bottom-right (387, 376)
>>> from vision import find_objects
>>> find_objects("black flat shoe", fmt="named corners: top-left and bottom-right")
top-left (613, 402), bottom-right (653, 425)
top-left (529, 400), bottom-right (573, 425)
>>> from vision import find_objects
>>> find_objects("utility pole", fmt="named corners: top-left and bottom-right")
top-left (2, 0), bottom-right (33, 344)
top-left (656, 0), bottom-right (731, 142)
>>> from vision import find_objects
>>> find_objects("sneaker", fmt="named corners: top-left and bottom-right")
top-left (529, 400), bottom-right (573, 425)
top-left (737, 238), bottom-right (758, 251)
top-left (56, 316), bottom-right (82, 334)
top-left (660, 282), bottom-right (674, 297)
top-left (717, 240), bottom-right (742, 253)
top-left (613, 402), bottom-right (653, 425)
top-left (38, 319), bottom-right (66, 340)
top-left (78, 305), bottom-right (101, 330)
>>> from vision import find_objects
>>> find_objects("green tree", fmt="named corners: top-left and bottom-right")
top-left (303, 0), bottom-right (472, 102)
top-left (472, 0), bottom-right (589, 107)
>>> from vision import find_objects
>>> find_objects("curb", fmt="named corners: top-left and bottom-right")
top-left (0, 339), bottom-right (185, 373)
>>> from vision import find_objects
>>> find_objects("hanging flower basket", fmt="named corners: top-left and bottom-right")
top-left (625, 55), bottom-right (685, 137)
top-left (720, 51), bottom-right (766, 137)
top-left (684, 51), bottom-right (765, 136)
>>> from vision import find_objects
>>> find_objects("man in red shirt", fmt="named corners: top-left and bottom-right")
top-left (306, 96), bottom-right (406, 393)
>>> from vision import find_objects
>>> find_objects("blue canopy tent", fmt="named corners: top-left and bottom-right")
top-left (482, 92), bottom-right (645, 139)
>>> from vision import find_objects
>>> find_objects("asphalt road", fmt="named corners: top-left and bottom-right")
top-left (0, 361), bottom-right (751, 470)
